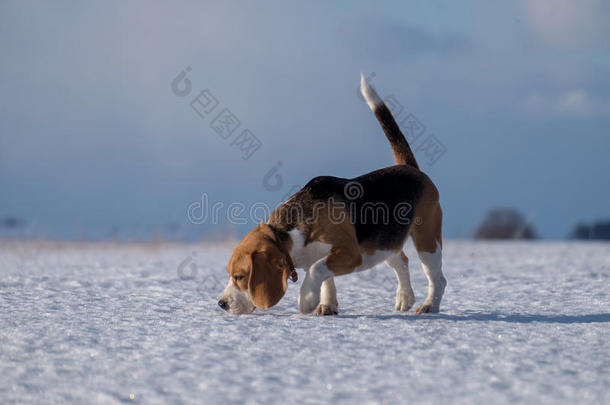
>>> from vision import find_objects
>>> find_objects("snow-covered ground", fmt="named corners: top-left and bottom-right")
top-left (0, 240), bottom-right (608, 404)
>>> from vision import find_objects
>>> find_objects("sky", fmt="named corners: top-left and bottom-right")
top-left (1, 0), bottom-right (609, 240)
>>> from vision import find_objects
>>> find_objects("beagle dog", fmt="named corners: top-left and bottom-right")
top-left (218, 75), bottom-right (446, 315)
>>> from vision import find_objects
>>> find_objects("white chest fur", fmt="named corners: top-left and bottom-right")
top-left (287, 229), bottom-right (332, 269)
top-left (287, 229), bottom-right (394, 272)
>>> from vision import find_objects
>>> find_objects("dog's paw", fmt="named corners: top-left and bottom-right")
top-left (299, 299), bottom-right (318, 314)
top-left (313, 304), bottom-right (338, 316)
top-left (298, 277), bottom-right (322, 314)
top-left (395, 290), bottom-right (415, 312)
top-left (414, 303), bottom-right (439, 315)
top-left (298, 291), bottom-right (320, 314)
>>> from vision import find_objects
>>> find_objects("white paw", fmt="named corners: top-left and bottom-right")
top-left (395, 289), bottom-right (415, 312)
top-left (298, 284), bottom-right (320, 314)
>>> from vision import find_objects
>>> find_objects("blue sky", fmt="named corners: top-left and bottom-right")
top-left (1, 0), bottom-right (609, 240)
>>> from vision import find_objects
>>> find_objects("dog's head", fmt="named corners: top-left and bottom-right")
top-left (218, 222), bottom-right (291, 314)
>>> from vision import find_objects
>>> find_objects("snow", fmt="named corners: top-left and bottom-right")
top-left (1, 240), bottom-right (608, 404)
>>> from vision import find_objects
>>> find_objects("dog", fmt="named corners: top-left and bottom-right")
top-left (218, 75), bottom-right (446, 315)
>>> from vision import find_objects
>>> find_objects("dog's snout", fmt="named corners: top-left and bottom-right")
top-left (218, 299), bottom-right (228, 310)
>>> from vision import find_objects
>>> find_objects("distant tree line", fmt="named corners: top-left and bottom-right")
top-left (473, 208), bottom-right (537, 240)
top-left (473, 208), bottom-right (610, 241)
top-left (569, 221), bottom-right (610, 240)
top-left (2, 217), bottom-right (23, 229)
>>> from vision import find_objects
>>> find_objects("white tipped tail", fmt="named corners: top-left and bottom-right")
top-left (359, 74), bottom-right (420, 168)
top-left (360, 73), bottom-right (383, 111)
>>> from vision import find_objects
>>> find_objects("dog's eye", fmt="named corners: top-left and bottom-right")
top-left (234, 276), bottom-right (245, 282)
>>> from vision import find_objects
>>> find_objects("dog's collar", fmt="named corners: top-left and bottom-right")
top-left (269, 226), bottom-right (298, 283)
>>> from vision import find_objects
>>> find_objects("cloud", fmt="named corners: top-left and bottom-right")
top-left (524, 0), bottom-right (610, 47)
top-left (522, 89), bottom-right (609, 116)
top-left (554, 90), bottom-right (589, 114)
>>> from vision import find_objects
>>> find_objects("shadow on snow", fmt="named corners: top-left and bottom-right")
top-left (334, 312), bottom-right (610, 324)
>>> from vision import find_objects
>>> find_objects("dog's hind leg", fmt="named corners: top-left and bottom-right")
top-left (386, 251), bottom-right (415, 311)
top-left (313, 278), bottom-right (338, 315)
top-left (415, 242), bottom-right (445, 314)
top-left (410, 201), bottom-right (446, 314)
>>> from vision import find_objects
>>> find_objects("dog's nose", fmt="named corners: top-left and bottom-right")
top-left (218, 299), bottom-right (228, 310)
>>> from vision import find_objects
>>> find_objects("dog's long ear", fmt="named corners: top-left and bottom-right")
top-left (257, 222), bottom-right (277, 240)
top-left (256, 222), bottom-right (293, 271)
top-left (248, 250), bottom-right (288, 309)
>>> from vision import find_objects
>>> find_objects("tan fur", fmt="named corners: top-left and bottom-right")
top-left (305, 204), bottom-right (363, 276)
top-left (409, 176), bottom-right (444, 315)
top-left (226, 223), bottom-right (291, 309)
top-left (249, 249), bottom-right (289, 309)
top-left (409, 175), bottom-right (443, 253)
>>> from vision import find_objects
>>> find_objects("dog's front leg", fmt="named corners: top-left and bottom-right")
top-left (298, 257), bottom-right (333, 314)
top-left (313, 278), bottom-right (338, 315)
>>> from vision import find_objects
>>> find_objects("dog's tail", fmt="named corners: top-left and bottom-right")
top-left (360, 74), bottom-right (419, 169)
